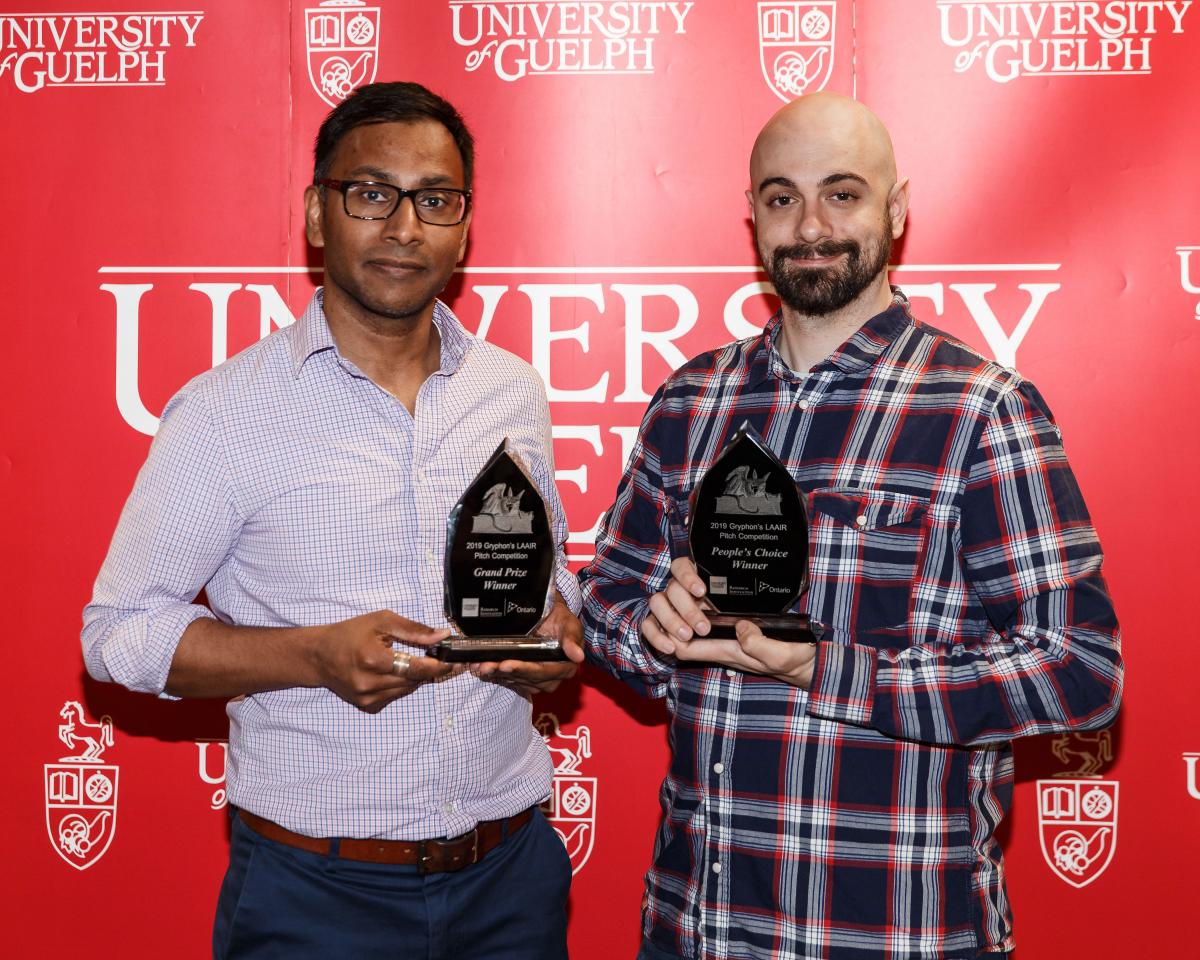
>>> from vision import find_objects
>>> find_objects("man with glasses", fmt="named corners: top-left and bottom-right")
top-left (580, 93), bottom-right (1122, 959)
top-left (83, 82), bottom-right (580, 958)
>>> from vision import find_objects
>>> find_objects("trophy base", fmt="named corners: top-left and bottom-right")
top-left (704, 613), bottom-right (824, 644)
top-left (431, 635), bottom-right (567, 663)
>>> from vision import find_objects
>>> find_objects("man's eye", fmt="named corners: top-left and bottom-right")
top-left (417, 191), bottom-right (453, 209)
top-left (351, 185), bottom-right (394, 204)
top-left (829, 191), bottom-right (858, 202)
top-left (766, 193), bottom-right (796, 207)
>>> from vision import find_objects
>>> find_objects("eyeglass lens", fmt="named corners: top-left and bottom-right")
top-left (343, 183), bottom-right (466, 225)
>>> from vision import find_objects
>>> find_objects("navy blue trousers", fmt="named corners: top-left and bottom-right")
top-left (214, 808), bottom-right (571, 960)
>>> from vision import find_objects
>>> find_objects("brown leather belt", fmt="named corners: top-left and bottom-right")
top-left (237, 806), bottom-right (534, 873)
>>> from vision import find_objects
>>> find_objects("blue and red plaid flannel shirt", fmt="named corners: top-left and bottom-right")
top-left (579, 291), bottom-right (1122, 960)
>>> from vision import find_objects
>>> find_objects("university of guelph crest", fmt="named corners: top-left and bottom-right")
top-left (45, 701), bottom-right (119, 870)
top-left (757, 2), bottom-right (837, 102)
top-left (1037, 779), bottom-right (1119, 888)
top-left (536, 712), bottom-right (596, 874)
top-left (305, 0), bottom-right (380, 107)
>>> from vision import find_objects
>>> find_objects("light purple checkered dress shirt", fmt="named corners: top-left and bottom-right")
top-left (83, 289), bottom-right (580, 840)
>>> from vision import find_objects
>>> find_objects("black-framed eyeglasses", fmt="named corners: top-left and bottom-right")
top-left (317, 179), bottom-right (471, 226)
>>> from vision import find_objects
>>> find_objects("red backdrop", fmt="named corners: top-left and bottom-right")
top-left (4, 1), bottom-right (1198, 956)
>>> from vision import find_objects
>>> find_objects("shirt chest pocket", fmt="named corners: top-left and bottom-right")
top-left (808, 488), bottom-right (931, 631)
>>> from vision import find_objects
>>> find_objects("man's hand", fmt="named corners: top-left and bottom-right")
top-left (309, 610), bottom-right (454, 712)
top-left (471, 592), bottom-right (583, 698)
top-left (642, 557), bottom-right (816, 689)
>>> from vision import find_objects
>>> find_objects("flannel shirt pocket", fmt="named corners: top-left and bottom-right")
top-left (809, 488), bottom-right (931, 631)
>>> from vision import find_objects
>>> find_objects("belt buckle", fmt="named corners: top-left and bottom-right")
top-left (417, 827), bottom-right (479, 874)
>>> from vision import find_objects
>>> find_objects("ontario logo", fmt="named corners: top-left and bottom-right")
top-left (537, 712), bottom-right (596, 874)
top-left (0, 10), bottom-right (203, 93)
top-left (45, 701), bottom-right (119, 870)
top-left (449, 1), bottom-right (694, 82)
top-left (306, 0), bottom-right (379, 106)
top-left (939, 0), bottom-right (1193, 83)
top-left (757, 2), bottom-right (837, 101)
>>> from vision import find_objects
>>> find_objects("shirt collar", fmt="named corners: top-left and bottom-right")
top-left (288, 288), bottom-right (472, 379)
top-left (288, 288), bottom-right (337, 376)
top-left (749, 287), bottom-right (913, 385)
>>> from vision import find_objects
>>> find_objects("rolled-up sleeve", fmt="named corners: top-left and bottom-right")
top-left (82, 384), bottom-right (241, 694)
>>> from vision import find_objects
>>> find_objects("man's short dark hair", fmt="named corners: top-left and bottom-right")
top-left (313, 81), bottom-right (475, 189)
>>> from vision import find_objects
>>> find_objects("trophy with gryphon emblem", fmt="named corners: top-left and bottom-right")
top-left (688, 422), bottom-right (822, 642)
top-left (432, 440), bottom-right (566, 662)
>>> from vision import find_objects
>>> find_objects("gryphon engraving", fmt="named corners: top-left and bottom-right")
top-left (715, 466), bottom-right (782, 516)
top-left (472, 483), bottom-right (533, 534)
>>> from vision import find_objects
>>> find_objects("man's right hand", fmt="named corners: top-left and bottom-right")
top-left (166, 610), bottom-right (452, 709)
top-left (642, 557), bottom-right (714, 655)
top-left (641, 558), bottom-right (816, 689)
top-left (308, 611), bottom-right (454, 713)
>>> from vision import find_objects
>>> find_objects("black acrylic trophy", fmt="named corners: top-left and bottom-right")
top-left (432, 439), bottom-right (566, 662)
top-left (688, 422), bottom-right (822, 643)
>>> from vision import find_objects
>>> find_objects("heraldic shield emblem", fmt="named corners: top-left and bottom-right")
top-left (45, 701), bottom-right (119, 870)
top-left (306, 0), bottom-right (380, 107)
top-left (758, 2), bottom-right (837, 102)
top-left (536, 712), bottom-right (596, 875)
top-left (1037, 779), bottom-right (1119, 888)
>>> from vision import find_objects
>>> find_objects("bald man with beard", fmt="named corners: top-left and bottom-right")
top-left (580, 94), bottom-right (1122, 960)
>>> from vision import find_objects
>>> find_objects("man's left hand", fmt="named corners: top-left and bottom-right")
top-left (672, 619), bottom-right (817, 690)
top-left (658, 557), bottom-right (817, 689)
top-left (470, 592), bottom-right (583, 698)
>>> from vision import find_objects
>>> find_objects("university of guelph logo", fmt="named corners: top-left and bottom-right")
top-left (45, 701), bottom-right (119, 870)
top-left (536, 712), bottom-right (596, 874)
top-left (1037, 780), bottom-right (1118, 888)
top-left (305, 0), bottom-right (380, 107)
top-left (757, 2), bottom-right (837, 102)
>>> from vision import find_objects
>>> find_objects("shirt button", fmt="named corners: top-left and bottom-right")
top-left (725, 669), bottom-right (736, 679)
top-left (711, 862), bottom-right (722, 874)
top-left (713, 762), bottom-right (725, 774)
top-left (855, 515), bottom-right (868, 528)
top-left (444, 715), bottom-right (455, 729)
top-left (426, 548), bottom-right (436, 562)
top-left (798, 399), bottom-right (809, 410)
top-left (443, 800), bottom-right (456, 814)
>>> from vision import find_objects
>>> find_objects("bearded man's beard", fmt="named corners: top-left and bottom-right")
top-left (764, 216), bottom-right (892, 316)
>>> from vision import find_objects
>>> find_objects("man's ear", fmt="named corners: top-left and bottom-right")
top-left (456, 209), bottom-right (472, 263)
top-left (745, 188), bottom-right (756, 225)
top-left (888, 178), bottom-right (910, 239)
top-left (304, 185), bottom-right (325, 248)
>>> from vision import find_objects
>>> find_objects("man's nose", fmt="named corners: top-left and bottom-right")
top-left (382, 195), bottom-right (424, 243)
top-left (796, 202), bottom-right (832, 244)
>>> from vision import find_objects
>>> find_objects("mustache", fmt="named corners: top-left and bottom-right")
top-left (773, 239), bottom-right (860, 263)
